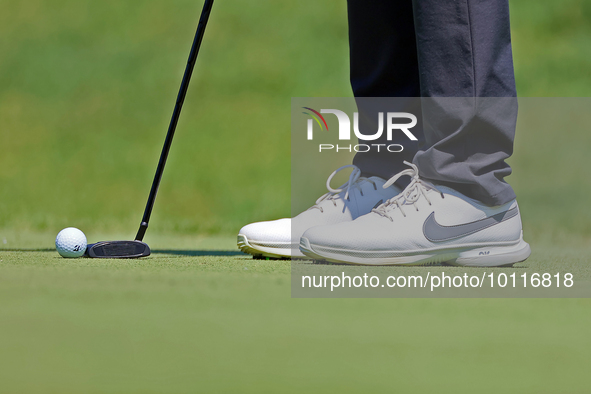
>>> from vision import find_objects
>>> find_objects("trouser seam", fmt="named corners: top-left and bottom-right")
top-left (465, 0), bottom-right (477, 97)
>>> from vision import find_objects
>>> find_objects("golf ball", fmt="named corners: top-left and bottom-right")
top-left (55, 227), bottom-right (87, 258)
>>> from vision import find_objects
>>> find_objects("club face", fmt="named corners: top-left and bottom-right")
top-left (85, 241), bottom-right (151, 259)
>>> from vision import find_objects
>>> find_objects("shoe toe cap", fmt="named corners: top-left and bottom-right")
top-left (238, 218), bottom-right (292, 243)
top-left (301, 222), bottom-right (356, 249)
top-left (301, 215), bottom-right (394, 251)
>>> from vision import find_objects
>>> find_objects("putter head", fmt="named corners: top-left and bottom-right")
top-left (85, 241), bottom-right (151, 259)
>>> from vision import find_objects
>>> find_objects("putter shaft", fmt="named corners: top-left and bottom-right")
top-left (136, 0), bottom-right (215, 241)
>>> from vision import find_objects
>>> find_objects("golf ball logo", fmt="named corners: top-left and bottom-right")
top-left (55, 228), bottom-right (88, 258)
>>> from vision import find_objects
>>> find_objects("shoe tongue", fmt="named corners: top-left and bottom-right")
top-left (367, 176), bottom-right (402, 193)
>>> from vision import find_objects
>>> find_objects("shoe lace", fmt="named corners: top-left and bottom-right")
top-left (372, 161), bottom-right (444, 221)
top-left (310, 165), bottom-right (377, 213)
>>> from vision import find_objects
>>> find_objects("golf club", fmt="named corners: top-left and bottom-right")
top-left (86, 0), bottom-right (215, 258)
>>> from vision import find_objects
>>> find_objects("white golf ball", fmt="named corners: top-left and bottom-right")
top-left (55, 227), bottom-right (87, 258)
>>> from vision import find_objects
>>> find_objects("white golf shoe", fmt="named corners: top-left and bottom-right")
top-left (237, 165), bottom-right (401, 259)
top-left (300, 162), bottom-right (531, 267)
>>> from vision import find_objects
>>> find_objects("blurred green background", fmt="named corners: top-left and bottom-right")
top-left (0, 0), bottom-right (349, 237)
top-left (1, 0), bottom-right (590, 240)
top-left (1, 1), bottom-right (591, 393)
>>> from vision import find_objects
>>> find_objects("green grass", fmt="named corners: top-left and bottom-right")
top-left (1, 238), bottom-right (591, 393)
top-left (1, 0), bottom-right (590, 235)
top-left (511, 0), bottom-right (591, 96)
top-left (1, 0), bottom-right (591, 392)
top-left (0, 0), bottom-right (350, 235)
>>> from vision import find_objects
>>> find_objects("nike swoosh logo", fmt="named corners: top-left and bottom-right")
top-left (423, 207), bottom-right (519, 242)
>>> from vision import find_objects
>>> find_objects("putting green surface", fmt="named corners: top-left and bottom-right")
top-left (1, 0), bottom-right (591, 392)
top-left (1, 235), bottom-right (590, 393)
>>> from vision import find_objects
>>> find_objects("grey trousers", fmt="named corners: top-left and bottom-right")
top-left (348, 0), bottom-right (518, 206)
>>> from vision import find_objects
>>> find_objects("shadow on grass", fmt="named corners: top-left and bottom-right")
top-left (152, 250), bottom-right (246, 257)
top-left (0, 249), bottom-right (247, 258)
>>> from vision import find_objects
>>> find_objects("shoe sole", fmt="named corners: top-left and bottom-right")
top-left (237, 234), bottom-right (306, 260)
top-left (299, 234), bottom-right (531, 267)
